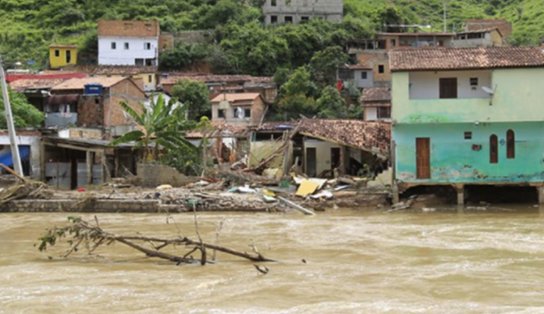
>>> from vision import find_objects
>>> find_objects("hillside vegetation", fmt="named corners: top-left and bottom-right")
top-left (0, 0), bottom-right (542, 70)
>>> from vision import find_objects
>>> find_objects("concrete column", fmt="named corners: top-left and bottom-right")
top-left (392, 184), bottom-right (400, 204)
top-left (455, 184), bottom-right (465, 206)
top-left (538, 186), bottom-right (544, 205)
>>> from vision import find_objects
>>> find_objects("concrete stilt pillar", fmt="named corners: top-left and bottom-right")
top-left (538, 186), bottom-right (544, 205)
top-left (392, 184), bottom-right (400, 204)
top-left (455, 184), bottom-right (465, 206)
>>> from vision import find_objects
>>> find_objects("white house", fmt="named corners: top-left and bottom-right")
top-left (98, 20), bottom-right (160, 66)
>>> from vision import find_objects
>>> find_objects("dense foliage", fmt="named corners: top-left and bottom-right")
top-left (0, 88), bottom-right (44, 128)
top-left (1, 0), bottom-right (541, 69)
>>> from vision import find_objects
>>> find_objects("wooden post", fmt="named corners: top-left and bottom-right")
top-left (86, 150), bottom-right (93, 185)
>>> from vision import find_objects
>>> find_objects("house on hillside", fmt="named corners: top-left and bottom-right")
top-left (362, 87), bottom-right (391, 121)
top-left (452, 28), bottom-right (505, 48)
top-left (390, 47), bottom-right (544, 204)
top-left (97, 20), bottom-right (160, 66)
top-left (160, 73), bottom-right (277, 103)
top-left (464, 19), bottom-right (512, 40)
top-left (49, 44), bottom-right (78, 69)
top-left (338, 64), bottom-right (374, 90)
top-left (262, 0), bottom-right (343, 25)
top-left (49, 76), bottom-right (146, 136)
top-left (211, 93), bottom-right (266, 126)
top-left (91, 66), bottom-right (158, 91)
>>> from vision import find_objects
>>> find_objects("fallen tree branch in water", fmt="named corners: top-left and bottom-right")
top-left (37, 217), bottom-right (275, 265)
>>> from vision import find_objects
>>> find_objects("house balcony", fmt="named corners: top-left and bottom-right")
top-left (45, 112), bottom-right (78, 128)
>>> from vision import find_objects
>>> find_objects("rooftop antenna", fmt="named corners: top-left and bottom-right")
top-left (0, 56), bottom-right (23, 176)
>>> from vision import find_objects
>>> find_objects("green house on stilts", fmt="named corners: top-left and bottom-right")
top-left (390, 47), bottom-right (544, 204)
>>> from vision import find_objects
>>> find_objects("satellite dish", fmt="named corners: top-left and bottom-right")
top-left (482, 86), bottom-right (495, 95)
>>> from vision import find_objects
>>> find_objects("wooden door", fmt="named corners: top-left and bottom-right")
top-left (306, 147), bottom-right (316, 177)
top-left (490, 134), bottom-right (498, 163)
top-left (416, 138), bottom-right (431, 179)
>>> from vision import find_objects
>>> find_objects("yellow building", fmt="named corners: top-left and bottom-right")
top-left (49, 44), bottom-right (78, 69)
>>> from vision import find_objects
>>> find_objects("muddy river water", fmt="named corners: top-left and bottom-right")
top-left (2, 206), bottom-right (544, 313)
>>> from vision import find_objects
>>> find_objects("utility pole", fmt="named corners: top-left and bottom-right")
top-left (0, 56), bottom-right (23, 176)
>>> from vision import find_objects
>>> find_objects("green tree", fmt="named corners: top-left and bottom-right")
top-left (316, 86), bottom-right (348, 118)
top-left (309, 46), bottom-right (349, 87)
top-left (0, 88), bottom-right (43, 128)
top-left (170, 79), bottom-right (211, 121)
top-left (110, 95), bottom-right (196, 165)
top-left (275, 66), bottom-right (320, 120)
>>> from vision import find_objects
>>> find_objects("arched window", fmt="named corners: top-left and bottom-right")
top-left (506, 129), bottom-right (515, 159)
top-left (490, 134), bottom-right (498, 164)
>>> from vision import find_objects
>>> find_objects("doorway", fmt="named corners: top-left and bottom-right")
top-left (416, 138), bottom-right (431, 179)
top-left (306, 147), bottom-right (316, 177)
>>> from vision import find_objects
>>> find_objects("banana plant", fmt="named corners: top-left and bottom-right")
top-left (110, 94), bottom-right (197, 164)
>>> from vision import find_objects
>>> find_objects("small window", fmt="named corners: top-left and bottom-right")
top-left (301, 16), bottom-right (309, 22)
top-left (218, 109), bottom-right (225, 118)
top-left (506, 129), bottom-right (515, 159)
top-left (361, 72), bottom-right (368, 80)
top-left (54, 49), bottom-right (60, 57)
top-left (271, 0), bottom-right (277, 6)
top-left (144, 42), bottom-right (151, 50)
top-left (124, 42), bottom-right (129, 50)
top-left (148, 75), bottom-right (152, 83)
top-left (285, 16), bottom-right (293, 23)
top-left (464, 131), bottom-right (472, 140)
top-left (135, 58), bottom-right (144, 66)
top-left (244, 108), bottom-right (251, 118)
top-left (378, 65), bottom-right (385, 74)
top-left (490, 134), bottom-right (498, 164)
top-left (470, 77), bottom-right (479, 86)
top-left (111, 42), bottom-right (116, 50)
top-left (271, 15), bottom-right (278, 24)
top-left (439, 77), bottom-right (458, 99)
top-left (377, 107), bottom-right (391, 119)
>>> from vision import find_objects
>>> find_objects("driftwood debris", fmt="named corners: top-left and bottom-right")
top-left (0, 163), bottom-right (52, 206)
top-left (37, 217), bottom-right (275, 265)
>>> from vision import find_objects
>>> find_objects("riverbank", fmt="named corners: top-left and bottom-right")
top-left (0, 182), bottom-right (390, 213)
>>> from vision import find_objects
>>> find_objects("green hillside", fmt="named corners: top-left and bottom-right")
top-left (0, 0), bottom-right (543, 70)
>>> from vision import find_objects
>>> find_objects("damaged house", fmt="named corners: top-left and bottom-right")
top-left (253, 119), bottom-right (391, 179)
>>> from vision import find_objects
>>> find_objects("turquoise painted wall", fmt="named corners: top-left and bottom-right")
top-left (392, 68), bottom-right (544, 124)
top-left (394, 122), bottom-right (544, 184)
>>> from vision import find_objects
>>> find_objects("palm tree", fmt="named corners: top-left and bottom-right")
top-left (111, 94), bottom-right (196, 163)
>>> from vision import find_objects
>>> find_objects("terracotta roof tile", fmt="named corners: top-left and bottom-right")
top-left (97, 20), bottom-right (159, 37)
top-left (9, 78), bottom-right (66, 91)
top-left (51, 76), bottom-right (128, 90)
top-left (390, 47), bottom-right (544, 72)
top-left (464, 19), bottom-right (512, 37)
top-left (259, 119), bottom-right (391, 157)
top-left (361, 87), bottom-right (391, 103)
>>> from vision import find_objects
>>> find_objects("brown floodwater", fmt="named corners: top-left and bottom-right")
top-left (2, 206), bottom-right (544, 313)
